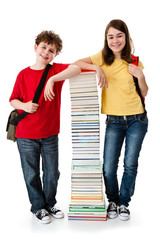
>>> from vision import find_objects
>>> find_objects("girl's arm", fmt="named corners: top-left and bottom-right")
top-left (44, 64), bottom-right (81, 101)
top-left (10, 99), bottom-right (39, 113)
top-left (128, 64), bottom-right (148, 97)
top-left (74, 57), bottom-right (108, 88)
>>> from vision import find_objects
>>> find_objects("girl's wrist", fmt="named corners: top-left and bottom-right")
top-left (137, 71), bottom-right (145, 82)
top-left (94, 65), bottom-right (102, 73)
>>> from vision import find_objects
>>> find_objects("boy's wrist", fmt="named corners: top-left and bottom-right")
top-left (21, 102), bottom-right (27, 112)
top-left (49, 76), bottom-right (55, 83)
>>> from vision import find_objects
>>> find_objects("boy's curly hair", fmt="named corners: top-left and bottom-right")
top-left (35, 30), bottom-right (63, 55)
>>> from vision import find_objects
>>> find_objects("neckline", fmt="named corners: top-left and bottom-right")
top-left (29, 66), bottom-right (45, 71)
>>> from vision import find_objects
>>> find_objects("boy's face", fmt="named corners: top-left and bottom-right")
top-left (34, 42), bottom-right (57, 66)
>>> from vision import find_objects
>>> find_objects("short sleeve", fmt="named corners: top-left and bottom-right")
top-left (52, 63), bottom-right (70, 74)
top-left (50, 63), bottom-right (70, 87)
top-left (90, 51), bottom-right (103, 66)
top-left (138, 60), bottom-right (144, 69)
top-left (60, 63), bottom-right (70, 71)
top-left (9, 71), bottom-right (23, 102)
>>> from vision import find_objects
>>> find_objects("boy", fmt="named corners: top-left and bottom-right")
top-left (9, 30), bottom-right (81, 224)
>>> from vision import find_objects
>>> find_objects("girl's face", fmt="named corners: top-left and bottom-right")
top-left (107, 27), bottom-right (126, 58)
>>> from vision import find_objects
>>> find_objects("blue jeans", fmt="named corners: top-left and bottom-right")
top-left (103, 114), bottom-right (148, 207)
top-left (17, 135), bottom-right (60, 213)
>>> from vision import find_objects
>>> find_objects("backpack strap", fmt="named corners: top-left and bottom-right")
top-left (32, 64), bottom-right (52, 103)
top-left (10, 64), bottom-right (52, 126)
top-left (131, 56), bottom-right (146, 117)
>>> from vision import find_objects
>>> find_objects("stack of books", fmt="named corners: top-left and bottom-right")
top-left (68, 71), bottom-right (107, 221)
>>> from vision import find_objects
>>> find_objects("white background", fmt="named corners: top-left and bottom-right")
top-left (1, 0), bottom-right (159, 239)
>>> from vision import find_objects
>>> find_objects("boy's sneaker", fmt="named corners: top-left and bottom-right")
top-left (107, 202), bottom-right (117, 219)
top-left (48, 206), bottom-right (64, 219)
top-left (34, 209), bottom-right (51, 224)
top-left (118, 205), bottom-right (130, 221)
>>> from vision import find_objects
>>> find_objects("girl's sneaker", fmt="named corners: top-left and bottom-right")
top-left (48, 206), bottom-right (64, 219)
top-left (118, 205), bottom-right (130, 221)
top-left (34, 209), bottom-right (51, 224)
top-left (107, 202), bottom-right (118, 219)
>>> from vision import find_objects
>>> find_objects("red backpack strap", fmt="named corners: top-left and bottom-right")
top-left (131, 55), bottom-right (139, 66)
top-left (131, 55), bottom-right (146, 117)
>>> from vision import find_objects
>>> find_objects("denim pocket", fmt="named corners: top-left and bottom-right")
top-left (138, 115), bottom-right (148, 125)
top-left (107, 119), bottom-right (118, 125)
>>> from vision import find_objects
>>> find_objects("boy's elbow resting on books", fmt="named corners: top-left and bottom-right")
top-left (70, 64), bottom-right (81, 73)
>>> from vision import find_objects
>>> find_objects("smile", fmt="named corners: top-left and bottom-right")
top-left (40, 54), bottom-right (49, 60)
top-left (112, 44), bottom-right (121, 48)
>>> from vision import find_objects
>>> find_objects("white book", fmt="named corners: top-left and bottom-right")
top-left (72, 159), bottom-right (100, 164)
top-left (71, 173), bottom-right (102, 177)
top-left (71, 113), bottom-right (99, 116)
top-left (72, 142), bottom-right (100, 147)
top-left (71, 96), bottom-right (98, 101)
top-left (72, 124), bottom-right (99, 128)
top-left (69, 72), bottom-right (96, 83)
top-left (71, 115), bottom-right (99, 121)
top-left (71, 99), bottom-right (99, 106)
top-left (70, 87), bottom-right (98, 94)
top-left (72, 154), bottom-right (100, 158)
top-left (72, 132), bottom-right (99, 136)
top-left (72, 149), bottom-right (99, 153)
top-left (71, 104), bottom-right (99, 109)
top-left (72, 135), bottom-right (99, 139)
top-left (71, 111), bottom-right (99, 115)
top-left (71, 107), bottom-right (99, 112)
top-left (71, 92), bottom-right (98, 97)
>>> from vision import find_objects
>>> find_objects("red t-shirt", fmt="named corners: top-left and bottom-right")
top-left (9, 62), bottom-right (69, 139)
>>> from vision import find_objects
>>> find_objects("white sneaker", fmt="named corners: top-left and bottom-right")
top-left (107, 202), bottom-right (117, 219)
top-left (48, 206), bottom-right (64, 219)
top-left (34, 209), bottom-right (51, 224)
top-left (118, 205), bottom-right (130, 221)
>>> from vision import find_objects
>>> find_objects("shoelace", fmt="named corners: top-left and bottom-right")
top-left (109, 202), bottom-right (117, 211)
top-left (119, 205), bottom-right (129, 214)
top-left (50, 207), bottom-right (60, 214)
top-left (36, 209), bottom-right (48, 217)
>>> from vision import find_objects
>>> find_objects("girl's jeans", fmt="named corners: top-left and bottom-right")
top-left (17, 135), bottom-right (59, 213)
top-left (103, 114), bottom-right (148, 207)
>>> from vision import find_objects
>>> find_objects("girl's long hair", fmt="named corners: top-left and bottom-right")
top-left (102, 19), bottom-right (134, 65)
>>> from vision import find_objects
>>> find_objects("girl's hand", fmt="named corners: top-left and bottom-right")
top-left (23, 101), bottom-right (39, 113)
top-left (95, 66), bottom-right (108, 88)
top-left (128, 64), bottom-right (143, 79)
top-left (128, 64), bottom-right (148, 97)
top-left (44, 77), bottom-right (55, 101)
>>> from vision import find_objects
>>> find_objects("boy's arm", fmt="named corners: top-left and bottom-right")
top-left (44, 64), bottom-right (81, 101)
top-left (74, 57), bottom-right (108, 88)
top-left (10, 99), bottom-right (39, 113)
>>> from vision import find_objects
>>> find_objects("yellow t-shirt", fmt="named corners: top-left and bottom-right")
top-left (90, 51), bottom-right (144, 116)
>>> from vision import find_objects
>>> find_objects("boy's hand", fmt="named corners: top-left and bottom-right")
top-left (23, 101), bottom-right (39, 113)
top-left (44, 78), bottom-right (55, 101)
top-left (95, 66), bottom-right (108, 88)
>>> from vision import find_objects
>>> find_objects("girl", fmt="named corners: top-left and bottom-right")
top-left (73, 19), bottom-right (148, 221)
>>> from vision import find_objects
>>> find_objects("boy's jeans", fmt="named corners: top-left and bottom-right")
top-left (103, 114), bottom-right (148, 207)
top-left (17, 135), bottom-right (59, 213)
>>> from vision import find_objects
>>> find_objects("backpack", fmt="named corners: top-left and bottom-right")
top-left (131, 56), bottom-right (146, 116)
